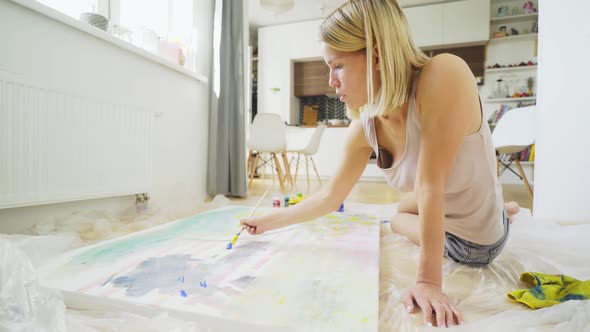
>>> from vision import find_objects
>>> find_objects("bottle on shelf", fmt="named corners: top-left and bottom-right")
top-left (493, 79), bottom-right (507, 98)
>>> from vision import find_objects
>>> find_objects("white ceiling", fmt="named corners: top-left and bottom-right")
top-left (248, 0), bottom-right (458, 28)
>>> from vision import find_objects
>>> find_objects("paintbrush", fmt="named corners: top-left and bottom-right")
top-left (226, 189), bottom-right (269, 250)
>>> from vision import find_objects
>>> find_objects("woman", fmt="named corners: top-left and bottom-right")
top-left (241, 0), bottom-right (519, 327)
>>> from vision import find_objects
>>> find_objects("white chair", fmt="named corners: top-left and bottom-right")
top-left (491, 105), bottom-right (535, 198)
top-left (247, 113), bottom-right (290, 191)
top-left (287, 124), bottom-right (326, 191)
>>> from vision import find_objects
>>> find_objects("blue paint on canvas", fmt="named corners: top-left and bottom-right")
top-left (69, 207), bottom-right (251, 266)
top-left (106, 245), bottom-right (261, 297)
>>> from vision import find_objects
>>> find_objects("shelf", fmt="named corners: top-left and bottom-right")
top-left (300, 124), bottom-right (349, 128)
top-left (490, 13), bottom-right (538, 23)
top-left (500, 161), bottom-right (535, 165)
top-left (485, 65), bottom-right (537, 74)
top-left (491, 0), bottom-right (528, 3)
top-left (496, 157), bottom-right (534, 165)
top-left (485, 97), bottom-right (536, 103)
top-left (488, 33), bottom-right (538, 43)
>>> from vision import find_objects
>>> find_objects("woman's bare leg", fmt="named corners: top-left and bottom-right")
top-left (391, 192), bottom-right (421, 245)
top-left (504, 201), bottom-right (520, 223)
top-left (391, 213), bottom-right (421, 245)
top-left (397, 192), bottom-right (418, 214)
top-left (392, 193), bottom-right (521, 242)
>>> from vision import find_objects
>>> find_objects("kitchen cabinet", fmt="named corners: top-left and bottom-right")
top-left (404, 4), bottom-right (444, 48)
top-left (404, 0), bottom-right (489, 49)
top-left (443, 0), bottom-right (489, 45)
top-left (293, 60), bottom-right (335, 97)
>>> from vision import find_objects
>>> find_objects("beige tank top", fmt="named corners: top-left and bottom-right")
top-left (361, 73), bottom-right (505, 245)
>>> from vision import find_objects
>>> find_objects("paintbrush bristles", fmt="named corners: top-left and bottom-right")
top-left (226, 189), bottom-right (269, 250)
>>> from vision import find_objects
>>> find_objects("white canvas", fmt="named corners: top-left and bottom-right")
top-left (38, 206), bottom-right (380, 330)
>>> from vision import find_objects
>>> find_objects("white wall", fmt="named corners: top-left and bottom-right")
top-left (257, 1), bottom-right (489, 126)
top-left (534, 0), bottom-right (590, 222)
top-left (0, 0), bottom-right (214, 233)
top-left (257, 19), bottom-right (324, 124)
top-left (285, 127), bottom-right (382, 180)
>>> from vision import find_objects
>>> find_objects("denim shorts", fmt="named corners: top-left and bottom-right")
top-left (444, 210), bottom-right (510, 266)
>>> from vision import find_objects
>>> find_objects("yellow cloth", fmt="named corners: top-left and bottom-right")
top-left (507, 272), bottom-right (590, 309)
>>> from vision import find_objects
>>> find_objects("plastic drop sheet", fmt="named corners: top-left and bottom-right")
top-left (379, 208), bottom-right (590, 332)
top-left (0, 195), bottom-right (234, 332)
top-left (2, 200), bottom-right (590, 331)
top-left (0, 235), bottom-right (209, 332)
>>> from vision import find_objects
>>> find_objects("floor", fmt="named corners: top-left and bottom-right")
top-left (242, 177), bottom-right (533, 210)
top-left (19, 177), bottom-right (584, 331)
top-left (240, 179), bottom-right (590, 332)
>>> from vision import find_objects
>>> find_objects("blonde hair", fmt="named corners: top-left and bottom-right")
top-left (320, 0), bottom-right (430, 119)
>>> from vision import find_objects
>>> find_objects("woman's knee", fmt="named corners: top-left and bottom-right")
top-left (390, 212), bottom-right (421, 245)
top-left (397, 192), bottom-right (418, 214)
top-left (390, 212), bottom-right (417, 232)
top-left (390, 213), bottom-right (402, 233)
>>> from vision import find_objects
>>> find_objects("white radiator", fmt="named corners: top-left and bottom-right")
top-left (0, 70), bottom-right (153, 209)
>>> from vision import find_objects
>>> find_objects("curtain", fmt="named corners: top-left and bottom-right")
top-left (207, 0), bottom-right (247, 197)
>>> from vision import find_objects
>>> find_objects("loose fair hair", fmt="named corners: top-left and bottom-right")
top-left (320, 0), bottom-right (430, 119)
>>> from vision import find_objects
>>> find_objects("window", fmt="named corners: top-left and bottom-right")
top-left (118, 0), bottom-right (169, 40)
top-left (212, 0), bottom-right (222, 97)
top-left (37, 0), bottom-right (105, 19)
top-left (116, 0), bottom-right (196, 66)
top-left (36, 0), bottom-right (199, 72)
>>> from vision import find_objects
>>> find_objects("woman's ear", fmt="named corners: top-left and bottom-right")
top-left (373, 46), bottom-right (380, 70)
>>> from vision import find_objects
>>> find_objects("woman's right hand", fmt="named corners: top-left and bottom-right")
top-left (240, 213), bottom-right (290, 235)
top-left (241, 121), bottom-right (371, 236)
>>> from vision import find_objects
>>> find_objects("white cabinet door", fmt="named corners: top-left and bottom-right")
top-left (443, 0), bottom-right (490, 45)
top-left (404, 4), bottom-right (444, 48)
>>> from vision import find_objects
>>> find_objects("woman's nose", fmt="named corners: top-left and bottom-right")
top-left (329, 75), bottom-right (339, 88)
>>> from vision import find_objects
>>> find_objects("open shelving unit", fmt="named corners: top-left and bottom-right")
top-left (488, 33), bottom-right (538, 43)
top-left (484, 0), bottom-right (539, 183)
top-left (485, 65), bottom-right (537, 74)
top-left (490, 13), bottom-right (538, 23)
top-left (485, 96), bottom-right (536, 103)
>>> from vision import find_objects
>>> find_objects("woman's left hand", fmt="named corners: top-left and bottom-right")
top-left (402, 283), bottom-right (463, 327)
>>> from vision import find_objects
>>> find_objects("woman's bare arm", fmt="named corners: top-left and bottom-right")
top-left (241, 120), bottom-right (373, 234)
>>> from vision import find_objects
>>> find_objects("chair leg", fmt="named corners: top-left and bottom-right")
top-left (248, 153), bottom-right (260, 188)
top-left (293, 153), bottom-right (301, 189)
top-left (287, 153), bottom-right (296, 190)
top-left (288, 154), bottom-right (295, 173)
top-left (498, 155), bottom-right (522, 179)
top-left (514, 158), bottom-right (533, 199)
top-left (273, 153), bottom-right (285, 192)
top-left (310, 156), bottom-right (321, 184)
top-left (281, 151), bottom-right (292, 188)
top-left (269, 153), bottom-right (276, 188)
top-left (305, 155), bottom-right (310, 194)
top-left (247, 149), bottom-right (252, 175)
top-left (260, 153), bottom-right (266, 182)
